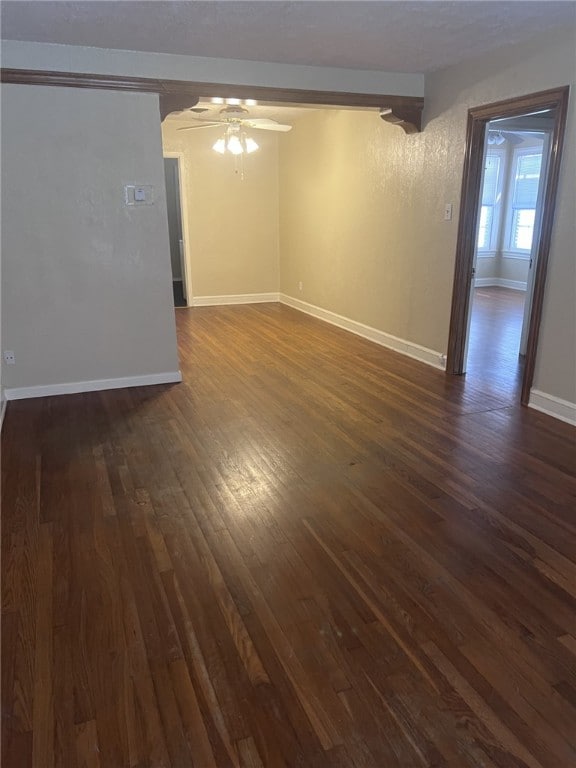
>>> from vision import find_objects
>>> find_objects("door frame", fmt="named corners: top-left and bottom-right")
top-left (163, 152), bottom-right (193, 306)
top-left (446, 86), bottom-right (570, 405)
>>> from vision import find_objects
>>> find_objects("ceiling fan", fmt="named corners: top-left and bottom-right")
top-left (487, 128), bottom-right (544, 146)
top-left (176, 104), bottom-right (293, 134)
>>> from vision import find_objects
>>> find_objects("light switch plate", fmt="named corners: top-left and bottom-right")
top-left (125, 184), bottom-right (154, 205)
top-left (444, 203), bottom-right (453, 221)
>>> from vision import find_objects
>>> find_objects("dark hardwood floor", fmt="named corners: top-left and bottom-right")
top-left (467, 286), bottom-right (527, 404)
top-left (2, 303), bottom-right (576, 768)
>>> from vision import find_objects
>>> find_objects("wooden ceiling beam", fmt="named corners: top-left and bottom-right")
top-left (1, 67), bottom-right (424, 133)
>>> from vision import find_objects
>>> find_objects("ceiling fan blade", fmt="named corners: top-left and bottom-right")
top-left (242, 118), bottom-right (292, 132)
top-left (176, 123), bottom-right (222, 131)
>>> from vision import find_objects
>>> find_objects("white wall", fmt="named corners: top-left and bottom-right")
top-left (1, 39), bottom-right (424, 97)
top-left (1, 85), bottom-right (180, 394)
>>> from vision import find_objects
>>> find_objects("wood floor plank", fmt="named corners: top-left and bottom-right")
top-left (3, 302), bottom-right (576, 767)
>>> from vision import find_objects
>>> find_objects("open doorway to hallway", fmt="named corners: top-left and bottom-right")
top-left (163, 156), bottom-right (188, 307)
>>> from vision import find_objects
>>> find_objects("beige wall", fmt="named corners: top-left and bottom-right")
top-left (1, 85), bottom-right (180, 391)
top-left (162, 124), bottom-right (279, 299)
top-left (426, 25), bottom-right (575, 403)
top-left (280, 26), bottom-right (575, 403)
top-left (279, 108), bottom-right (456, 354)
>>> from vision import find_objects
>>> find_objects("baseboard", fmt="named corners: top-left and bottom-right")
top-left (193, 293), bottom-right (280, 307)
top-left (4, 371), bottom-right (182, 401)
top-left (280, 294), bottom-right (446, 370)
top-left (528, 390), bottom-right (576, 426)
top-left (0, 397), bottom-right (6, 431)
top-left (475, 278), bottom-right (527, 291)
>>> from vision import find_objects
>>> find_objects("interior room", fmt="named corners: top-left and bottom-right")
top-left (467, 114), bottom-right (548, 403)
top-left (1, 3), bottom-right (575, 767)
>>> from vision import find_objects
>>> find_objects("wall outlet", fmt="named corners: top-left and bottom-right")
top-left (3, 350), bottom-right (15, 365)
top-left (298, 281), bottom-right (303, 292)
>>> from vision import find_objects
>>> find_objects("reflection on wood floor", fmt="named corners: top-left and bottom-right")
top-left (467, 286), bottom-right (526, 405)
top-left (3, 303), bottom-right (576, 767)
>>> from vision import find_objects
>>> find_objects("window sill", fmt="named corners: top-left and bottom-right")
top-left (477, 250), bottom-right (497, 258)
top-left (502, 250), bottom-right (531, 260)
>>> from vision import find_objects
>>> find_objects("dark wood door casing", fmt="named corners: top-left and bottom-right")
top-left (446, 87), bottom-right (570, 406)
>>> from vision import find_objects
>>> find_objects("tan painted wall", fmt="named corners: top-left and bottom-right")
top-left (162, 124), bottom-right (279, 298)
top-left (426, 26), bottom-right (575, 403)
top-left (279, 108), bottom-right (456, 354)
top-left (1, 85), bottom-right (180, 390)
top-left (280, 26), bottom-right (575, 403)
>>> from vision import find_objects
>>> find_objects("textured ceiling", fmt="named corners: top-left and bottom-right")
top-left (2, 1), bottom-right (574, 74)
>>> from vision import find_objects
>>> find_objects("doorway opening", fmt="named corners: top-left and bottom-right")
top-left (466, 117), bottom-right (548, 401)
top-left (446, 87), bottom-right (569, 405)
top-left (163, 155), bottom-right (189, 307)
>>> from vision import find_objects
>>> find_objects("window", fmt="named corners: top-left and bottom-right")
top-left (477, 152), bottom-right (503, 251)
top-left (507, 149), bottom-right (542, 253)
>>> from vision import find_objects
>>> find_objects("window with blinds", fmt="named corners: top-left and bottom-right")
top-left (508, 150), bottom-right (542, 251)
top-left (477, 153), bottom-right (502, 250)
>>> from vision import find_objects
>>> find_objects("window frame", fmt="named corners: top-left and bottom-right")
top-left (476, 146), bottom-right (507, 256)
top-left (503, 145), bottom-right (543, 258)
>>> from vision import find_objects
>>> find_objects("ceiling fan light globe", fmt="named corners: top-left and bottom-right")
top-left (245, 137), bottom-right (259, 153)
top-left (227, 135), bottom-right (243, 155)
top-left (212, 138), bottom-right (226, 154)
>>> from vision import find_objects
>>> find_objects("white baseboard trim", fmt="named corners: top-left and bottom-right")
top-left (280, 294), bottom-right (446, 370)
top-left (528, 390), bottom-right (576, 426)
top-left (193, 293), bottom-right (280, 307)
top-left (475, 278), bottom-right (527, 291)
top-left (0, 397), bottom-right (6, 431)
top-left (4, 371), bottom-right (182, 401)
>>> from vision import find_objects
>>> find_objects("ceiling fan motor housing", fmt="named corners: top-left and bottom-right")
top-left (220, 105), bottom-right (249, 117)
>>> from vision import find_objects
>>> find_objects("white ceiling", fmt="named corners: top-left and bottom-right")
top-left (2, 1), bottom-right (574, 74)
